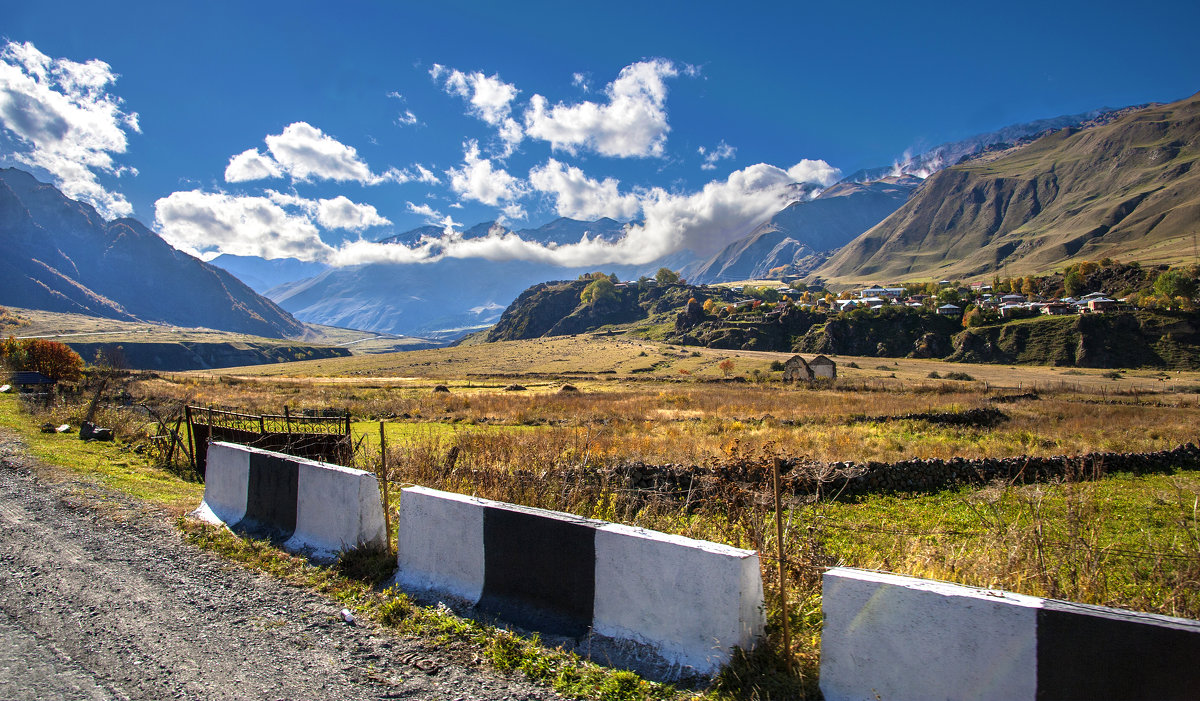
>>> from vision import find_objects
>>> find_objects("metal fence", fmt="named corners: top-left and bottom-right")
top-left (186, 406), bottom-right (352, 480)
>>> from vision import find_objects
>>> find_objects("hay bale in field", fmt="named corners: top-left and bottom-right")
top-left (433, 384), bottom-right (450, 393)
top-left (559, 384), bottom-right (578, 393)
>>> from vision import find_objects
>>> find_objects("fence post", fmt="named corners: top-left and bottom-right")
top-left (379, 421), bottom-right (392, 554)
top-left (185, 406), bottom-right (196, 472)
top-left (773, 457), bottom-right (792, 673)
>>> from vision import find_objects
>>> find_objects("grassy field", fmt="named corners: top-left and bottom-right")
top-left (7, 333), bottom-right (1200, 699)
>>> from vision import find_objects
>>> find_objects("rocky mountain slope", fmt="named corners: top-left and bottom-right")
top-left (0, 168), bottom-right (305, 338)
top-left (689, 176), bottom-right (920, 283)
top-left (816, 93), bottom-right (1200, 284)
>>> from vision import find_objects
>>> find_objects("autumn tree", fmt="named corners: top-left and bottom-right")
top-left (1, 337), bottom-right (84, 382)
top-left (718, 358), bottom-right (735, 377)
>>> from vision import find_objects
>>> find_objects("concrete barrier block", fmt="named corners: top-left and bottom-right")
top-left (393, 485), bottom-right (765, 677)
top-left (286, 457), bottom-right (387, 560)
top-left (192, 442), bottom-right (249, 526)
top-left (394, 486), bottom-right (485, 603)
top-left (593, 523), bottom-right (763, 674)
top-left (821, 568), bottom-right (1038, 701)
top-left (821, 567), bottom-right (1200, 701)
top-left (193, 442), bottom-right (386, 561)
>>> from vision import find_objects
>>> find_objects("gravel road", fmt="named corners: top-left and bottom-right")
top-left (0, 432), bottom-right (561, 700)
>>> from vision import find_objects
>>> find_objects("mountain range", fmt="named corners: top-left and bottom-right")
top-left (0, 168), bottom-right (304, 338)
top-left (816, 91), bottom-right (1200, 284)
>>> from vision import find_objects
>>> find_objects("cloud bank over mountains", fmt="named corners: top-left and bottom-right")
top-left (0, 40), bottom-right (844, 269)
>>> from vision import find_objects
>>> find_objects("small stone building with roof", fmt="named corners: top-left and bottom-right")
top-left (809, 355), bottom-right (837, 380)
top-left (782, 355), bottom-right (814, 382)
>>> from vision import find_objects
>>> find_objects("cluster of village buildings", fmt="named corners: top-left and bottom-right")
top-left (836, 283), bottom-right (1121, 317)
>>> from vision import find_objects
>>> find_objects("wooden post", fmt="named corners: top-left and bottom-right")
top-left (379, 421), bottom-right (393, 554)
top-left (773, 457), bottom-right (792, 673)
top-left (184, 406), bottom-right (197, 472)
top-left (284, 406), bottom-right (291, 433)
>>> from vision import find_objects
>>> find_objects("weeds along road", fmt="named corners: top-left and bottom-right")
top-left (0, 433), bottom-right (558, 701)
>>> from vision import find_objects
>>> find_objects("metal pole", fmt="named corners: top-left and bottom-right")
top-left (773, 458), bottom-right (792, 673)
top-left (379, 421), bottom-right (393, 554)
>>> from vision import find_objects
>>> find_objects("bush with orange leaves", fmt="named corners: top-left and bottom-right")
top-left (1, 337), bottom-right (84, 382)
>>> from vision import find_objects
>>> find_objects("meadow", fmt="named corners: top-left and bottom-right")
top-left (14, 335), bottom-right (1200, 698)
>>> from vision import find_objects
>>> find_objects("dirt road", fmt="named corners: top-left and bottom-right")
top-left (0, 434), bottom-right (558, 700)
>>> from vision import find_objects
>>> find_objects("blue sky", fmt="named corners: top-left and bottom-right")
top-left (2, 0), bottom-right (1198, 268)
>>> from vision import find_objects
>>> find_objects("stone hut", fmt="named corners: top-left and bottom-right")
top-left (782, 355), bottom-right (814, 383)
top-left (809, 355), bottom-right (837, 380)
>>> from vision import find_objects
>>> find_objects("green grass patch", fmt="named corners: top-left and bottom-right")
top-left (814, 470), bottom-right (1200, 617)
top-left (0, 393), bottom-right (202, 511)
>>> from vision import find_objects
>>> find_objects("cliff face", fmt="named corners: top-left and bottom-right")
top-left (0, 168), bottom-right (305, 338)
top-left (816, 93), bottom-right (1200, 284)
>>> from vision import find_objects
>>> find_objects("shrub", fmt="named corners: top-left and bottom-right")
top-left (1, 337), bottom-right (84, 382)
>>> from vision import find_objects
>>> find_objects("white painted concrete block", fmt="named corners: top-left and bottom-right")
top-left (287, 457), bottom-right (387, 560)
top-left (593, 523), bottom-right (764, 674)
top-left (820, 567), bottom-right (1038, 701)
top-left (193, 441), bottom-right (249, 526)
top-left (394, 486), bottom-right (485, 603)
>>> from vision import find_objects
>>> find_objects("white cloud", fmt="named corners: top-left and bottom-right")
top-left (523, 59), bottom-right (680, 158)
top-left (0, 40), bottom-right (139, 218)
top-left (571, 72), bottom-right (590, 91)
top-left (316, 195), bottom-right (390, 231)
top-left (498, 201), bottom-right (527, 224)
top-left (413, 163), bottom-right (440, 184)
top-left (787, 159), bottom-right (841, 186)
top-left (446, 140), bottom-right (526, 206)
top-left (698, 140), bottom-right (736, 170)
top-left (154, 190), bottom-right (333, 261)
top-left (396, 110), bottom-right (418, 126)
top-left (406, 201), bottom-right (442, 222)
top-left (431, 64), bottom-right (523, 156)
top-left (224, 148), bottom-right (283, 182)
top-left (224, 121), bottom-right (407, 185)
top-left (528, 158), bottom-right (641, 220)
top-left (430, 64), bottom-right (518, 125)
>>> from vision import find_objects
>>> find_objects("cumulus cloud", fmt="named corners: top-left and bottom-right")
top-left (316, 195), bottom-right (391, 231)
top-left (698, 140), bottom-right (736, 170)
top-left (0, 40), bottom-right (139, 218)
top-left (224, 121), bottom-right (407, 185)
top-left (431, 64), bottom-right (523, 156)
top-left (528, 158), bottom-right (641, 220)
top-left (446, 140), bottom-right (526, 206)
top-left (154, 190), bottom-right (333, 261)
top-left (787, 159), bottom-right (841, 187)
top-left (396, 110), bottom-right (418, 126)
top-left (225, 148), bottom-right (283, 182)
top-left (523, 59), bottom-right (680, 158)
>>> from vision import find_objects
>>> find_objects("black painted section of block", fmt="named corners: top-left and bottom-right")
top-left (1036, 601), bottom-right (1200, 700)
top-left (236, 452), bottom-right (298, 538)
top-left (478, 506), bottom-right (595, 638)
